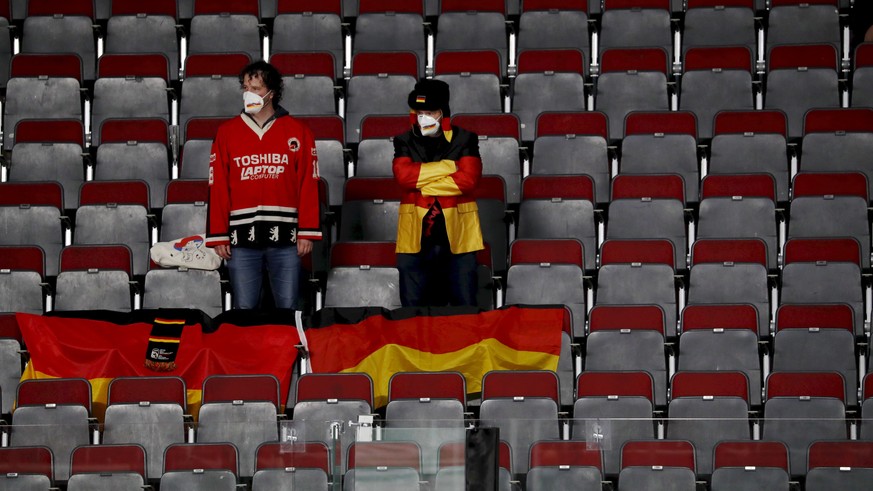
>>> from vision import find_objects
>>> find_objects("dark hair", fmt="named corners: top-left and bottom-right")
top-left (239, 61), bottom-right (284, 107)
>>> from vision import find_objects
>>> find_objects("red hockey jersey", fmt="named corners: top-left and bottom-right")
top-left (206, 111), bottom-right (322, 248)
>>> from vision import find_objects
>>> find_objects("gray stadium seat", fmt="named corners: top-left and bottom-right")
top-left (513, 49), bottom-right (587, 142)
top-left (272, 0), bottom-right (344, 78)
top-left (344, 52), bottom-right (417, 144)
top-left (188, 0), bottom-right (262, 61)
top-left (54, 245), bottom-right (134, 312)
top-left (596, 48), bottom-right (670, 141)
top-left (105, 0), bottom-right (180, 80)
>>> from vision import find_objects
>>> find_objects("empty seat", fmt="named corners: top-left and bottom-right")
top-left (434, 50), bottom-right (504, 115)
top-left (599, 0), bottom-right (673, 65)
top-left (766, 0), bottom-right (841, 58)
top-left (806, 441), bottom-right (873, 491)
top-left (478, 370), bottom-right (561, 476)
top-left (711, 440), bottom-right (791, 491)
top-left (94, 119), bottom-right (171, 208)
top-left (161, 180), bottom-right (209, 241)
top-left (526, 440), bottom-right (603, 491)
top-left (621, 111), bottom-right (700, 202)
top-left (91, 54), bottom-right (171, 147)
top-left (4, 54), bottom-right (83, 149)
top-left (682, 0), bottom-right (756, 58)
top-left (356, 115), bottom-right (409, 177)
top-left (11, 378), bottom-right (92, 481)
top-left (271, 52), bottom-right (338, 116)
top-left (513, 49), bottom-right (587, 142)
top-left (505, 239), bottom-right (587, 337)
top-left (343, 441), bottom-right (423, 491)
top-left (607, 174), bottom-right (687, 272)
top-left (345, 52), bottom-right (418, 144)
top-left (253, 441), bottom-right (330, 491)
top-left (780, 238), bottom-right (865, 337)
top-left (861, 373), bottom-right (873, 440)
top-left (800, 108), bottom-right (873, 200)
top-left (180, 117), bottom-right (233, 179)
top-left (697, 174), bottom-right (779, 269)
top-left (517, 0), bottom-right (590, 64)
top-left (596, 239), bottom-right (678, 338)
top-left (143, 266), bottom-right (224, 317)
top-left (586, 305), bottom-right (669, 406)
top-left (180, 54), bottom-right (252, 143)
top-left (853, 43), bottom-right (873, 108)
top-left (103, 376), bottom-right (187, 480)
top-left (323, 241), bottom-right (401, 309)
top-left (435, 440), bottom-right (515, 491)
top-left (160, 443), bottom-right (239, 491)
top-left (789, 171), bottom-right (870, 269)
top-left (105, 0), bottom-right (180, 80)
top-left (596, 48), bottom-right (670, 140)
top-left (289, 373), bottom-right (374, 474)
top-left (436, 0), bottom-right (508, 78)
top-left (0, 334), bottom-right (21, 415)
top-left (765, 44), bottom-right (840, 139)
top-left (67, 444), bottom-right (147, 491)
top-left (74, 180), bottom-right (152, 276)
top-left (679, 47), bottom-right (755, 140)
top-left (666, 371), bottom-right (752, 476)
top-left (618, 440), bottom-right (697, 491)
top-left (679, 304), bottom-right (763, 405)
top-left (21, 0), bottom-right (96, 81)
top-left (517, 175), bottom-right (597, 269)
top-left (54, 245), bottom-right (134, 312)
top-left (197, 375), bottom-right (281, 478)
top-left (709, 110), bottom-right (791, 202)
top-left (298, 115), bottom-right (347, 207)
top-left (188, 0), bottom-right (262, 62)
top-left (338, 177), bottom-right (402, 241)
top-left (0, 182), bottom-right (66, 277)
top-left (354, 0), bottom-right (426, 77)
top-left (0, 246), bottom-right (46, 315)
top-left (687, 239), bottom-right (771, 338)
top-left (272, 0), bottom-right (344, 78)
top-left (384, 372), bottom-right (466, 476)
top-left (452, 113), bottom-right (522, 206)
top-left (7, 119), bottom-right (85, 210)
top-left (0, 446), bottom-right (54, 490)
top-left (0, 0), bottom-right (11, 89)
top-left (763, 371), bottom-right (848, 476)
top-left (772, 310), bottom-right (858, 406)
top-left (532, 111), bottom-right (611, 206)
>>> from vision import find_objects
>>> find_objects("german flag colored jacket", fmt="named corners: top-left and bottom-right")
top-left (392, 125), bottom-right (484, 254)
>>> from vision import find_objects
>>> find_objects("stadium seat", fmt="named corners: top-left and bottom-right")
top-left (596, 48), bottom-right (670, 141)
top-left (7, 119), bottom-right (85, 210)
top-left (708, 110), bottom-right (791, 203)
top-left (343, 441), bottom-right (423, 491)
top-left (599, 0), bottom-right (673, 67)
top-left (526, 440), bottom-right (603, 491)
top-left (345, 52), bottom-right (418, 144)
top-left (853, 43), bottom-right (873, 108)
top-left (517, 0), bottom-right (590, 65)
top-left (621, 111), bottom-right (700, 202)
top-left (800, 108), bottom-right (873, 201)
top-left (180, 54), bottom-right (252, 143)
top-left (679, 47), bottom-right (755, 140)
top-left (586, 304), bottom-right (669, 406)
top-left (682, 0), bottom-right (756, 58)
top-left (451, 113), bottom-right (522, 206)
top-left (0, 446), bottom-right (54, 489)
top-left (94, 119), bottom-right (171, 208)
top-left (766, 0), bottom-right (841, 59)
top-left (74, 180), bottom-right (152, 276)
top-left (188, 0), bottom-right (262, 62)
top-left (679, 304), bottom-right (763, 405)
top-left (252, 441), bottom-right (331, 491)
top-left (0, 0), bottom-right (12, 89)
top-left (513, 49), bottom-right (587, 142)
top-left (298, 115), bottom-right (347, 207)
top-left (160, 442), bottom-right (239, 490)
top-left (666, 371), bottom-right (752, 476)
top-left (763, 371), bottom-right (848, 476)
top-left (338, 177), bottom-right (402, 241)
top-left (436, 0), bottom-right (508, 78)
top-left (354, 0), bottom-right (426, 77)
top-left (161, 180), bottom-right (209, 242)
top-left (355, 115), bottom-right (409, 177)
top-left (806, 441), bottom-right (873, 491)
top-left (618, 440), bottom-right (697, 491)
top-left (143, 267), bottom-right (224, 317)
top-left (180, 117), bottom-right (232, 180)
top-left (323, 241), bottom-right (401, 309)
top-left (272, 0), bottom-right (344, 78)
top-left (271, 52), bottom-right (338, 116)
top-left (434, 50), bottom-right (504, 115)
top-left (54, 245), bottom-right (134, 311)
top-left (595, 239), bottom-right (678, 338)
top-left (0, 245), bottom-right (46, 315)
top-left (435, 440), bottom-right (515, 490)
top-left (21, 0), bottom-right (96, 81)
top-left (105, 0), bottom-right (179, 80)
top-left (102, 376), bottom-right (187, 480)
top-left (67, 444), bottom-right (148, 490)
top-left (11, 378), bottom-right (92, 481)
top-left (0, 182), bottom-right (67, 277)
top-left (711, 440), bottom-right (790, 491)
top-left (517, 175), bottom-right (597, 270)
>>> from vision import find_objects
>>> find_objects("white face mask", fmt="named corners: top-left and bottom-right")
top-left (243, 90), bottom-right (271, 114)
top-left (417, 113), bottom-right (441, 136)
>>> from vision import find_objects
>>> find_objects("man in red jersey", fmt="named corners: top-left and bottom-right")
top-left (206, 61), bottom-right (321, 310)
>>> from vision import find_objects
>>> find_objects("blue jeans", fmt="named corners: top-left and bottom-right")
top-left (226, 246), bottom-right (301, 310)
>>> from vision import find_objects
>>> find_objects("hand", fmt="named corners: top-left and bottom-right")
top-left (297, 239), bottom-right (313, 256)
top-left (214, 244), bottom-right (231, 260)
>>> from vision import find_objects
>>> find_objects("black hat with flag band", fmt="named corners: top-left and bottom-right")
top-left (407, 79), bottom-right (451, 117)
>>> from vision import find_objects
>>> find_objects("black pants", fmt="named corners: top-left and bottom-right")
top-left (397, 244), bottom-right (478, 307)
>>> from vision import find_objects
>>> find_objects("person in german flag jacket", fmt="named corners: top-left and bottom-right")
top-left (393, 79), bottom-right (485, 307)
top-left (206, 61), bottom-right (321, 310)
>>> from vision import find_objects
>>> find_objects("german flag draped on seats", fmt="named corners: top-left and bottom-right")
top-left (16, 309), bottom-right (301, 419)
top-left (305, 305), bottom-right (564, 407)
